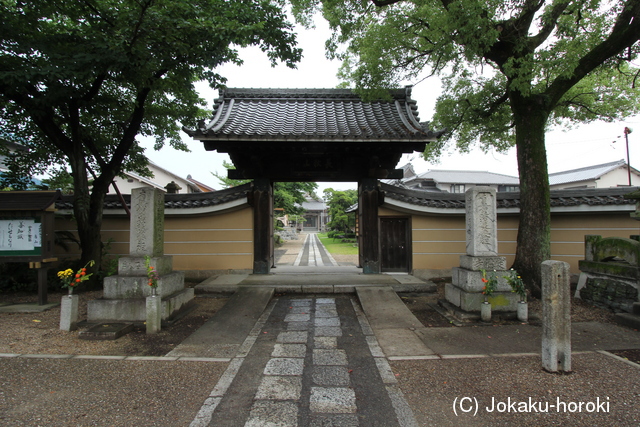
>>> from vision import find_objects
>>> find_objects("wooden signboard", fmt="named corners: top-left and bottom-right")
top-left (0, 191), bottom-right (61, 304)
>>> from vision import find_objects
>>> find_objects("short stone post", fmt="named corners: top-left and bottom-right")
top-left (541, 260), bottom-right (571, 373)
top-left (60, 294), bottom-right (79, 331)
top-left (146, 294), bottom-right (162, 334)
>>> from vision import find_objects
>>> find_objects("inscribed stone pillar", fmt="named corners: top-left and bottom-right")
top-left (129, 188), bottom-right (165, 257)
top-left (359, 178), bottom-right (380, 274)
top-left (252, 179), bottom-right (273, 274)
top-left (465, 187), bottom-right (498, 257)
top-left (541, 260), bottom-right (572, 373)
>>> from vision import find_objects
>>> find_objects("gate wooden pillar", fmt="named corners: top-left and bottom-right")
top-left (251, 179), bottom-right (274, 274)
top-left (359, 178), bottom-right (381, 274)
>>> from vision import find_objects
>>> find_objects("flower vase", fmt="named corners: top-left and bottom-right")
top-left (67, 286), bottom-right (74, 296)
top-left (60, 294), bottom-right (79, 331)
top-left (517, 300), bottom-right (528, 322)
top-left (146, 292), bottom-right (162, 334)
top-left (481, 301), bottom-right (492, 322)
top-left (151, 286), bottom-right (157, 297)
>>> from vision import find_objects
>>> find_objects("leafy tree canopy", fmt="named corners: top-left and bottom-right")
top-left (0, 0), bottom-right (302, 271)
top-left (323, 188), bottom-right (357, 233)
top-left (292, 0), bottom-right (640, 295)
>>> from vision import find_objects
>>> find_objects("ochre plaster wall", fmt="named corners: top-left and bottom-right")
top-left (54, 206), bottom-right (254, 274)
top-left (379, 206), bottom-right (640, 273)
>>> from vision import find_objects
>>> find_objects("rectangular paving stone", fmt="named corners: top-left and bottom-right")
top-left (315, 308), bottom-right (339, 318)
top-left (315, 326), bottom-right (343, 337)
top-left (264, 358), bottom-right (305, 376)
top-left (246, 400), bottom-right (298, 427)
top-left (289, 306), bottom-right (311, 314)
top-left (313, 349), bottom-right (348, 366)
top-left (316, 298), bottom-right (336, 305)
top-left (285, 313), bottom-right (311, 322)
top-left (315, 317), bottom-right (341, 327)
top-left (290, 299), bottom-right (312, 306)
top-left (310, 387), bottom-right (357, 414)
top-left (314, 336), bottom-right (338, 349)
top-left (309, 414), bottom-right (359, 427)
top-left (312, 366), bottom-right (350, 387)
top-left (277, 331), bottom-right (309, 343)
top-left (255, 376), bottom-right (303, 400)
top-left (272, 343), bottom-right (307, 358)
top-left (287, 321), bottom-right (310, 331)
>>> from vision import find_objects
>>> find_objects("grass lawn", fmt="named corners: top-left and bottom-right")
top-left (317, 233), bottom-right (359, 255)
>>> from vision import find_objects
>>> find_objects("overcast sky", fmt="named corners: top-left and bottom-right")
top-left (140, 17), bottom-right (640, 193)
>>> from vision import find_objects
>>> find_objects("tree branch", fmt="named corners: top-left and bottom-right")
top-left (546, 0), bottom-right (640, 106)
top-left (527, 0), bottom-right (572, 51)
top-left (371, 0), bottom-right (405, 6)
top-left (475, 91), bottom-right (510, 118)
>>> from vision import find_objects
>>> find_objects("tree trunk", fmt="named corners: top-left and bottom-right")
top-left (512, 97), bottom-right (551, 298)
top-left (69, 150), bottom-right (104, 287)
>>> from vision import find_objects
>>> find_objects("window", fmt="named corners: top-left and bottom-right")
top-left (499, 185), bottom-right (519, 192)
top-left (450, 184), bottom-right (465, 193)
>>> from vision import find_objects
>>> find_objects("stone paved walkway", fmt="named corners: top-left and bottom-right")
top-left (191, 295), bottom-right (417, 426)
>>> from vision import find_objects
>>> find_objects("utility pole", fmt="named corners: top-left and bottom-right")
top-left (625, 127), bottom-right (633, 186)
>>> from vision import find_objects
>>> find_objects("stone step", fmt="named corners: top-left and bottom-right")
top-left (614, 312), bottom-right (640, 330)
top-left (633, 302), bottom-right (640, 315)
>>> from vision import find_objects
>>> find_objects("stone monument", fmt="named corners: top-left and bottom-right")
top-left (541, 260), bottom-right (571, 373)
top-left (445, 187), bottom-right (518, 316)
top-left (87, 188), bottom-right (194, 323)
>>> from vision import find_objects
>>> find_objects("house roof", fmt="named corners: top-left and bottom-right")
top-left (380, 182), bottom-right (635, 211)
top-left (187, 175), bottom-right (216, 192)
top-left (57, 183), bottom-right (250, 212)
top-left (0, 191), bottom-right (62, 211)
top-left (184, 87), bottom-right (443, 142)
top-left (413, 169), bottom-right (520, 186)
top-left (549, 159), bottom-right (638, 186)
top-left (120, 161), bottom-right (205, 193)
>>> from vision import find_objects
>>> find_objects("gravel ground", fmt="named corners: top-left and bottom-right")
top-left (2, 274), bottom-right (639, 426)
top-left (0, 290), bottom-right (228, 356)
top-left (0, 357), bottom-right (226, 426)
top-left (392, 352), bottom-right (640, 426)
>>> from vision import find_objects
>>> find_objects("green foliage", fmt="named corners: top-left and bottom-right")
top-left (35, 168), bottom-right (75, 194)
top-left (291, 0), bottom-right (640, 294)
top-left (323, 188), bottom-right (357, 233)
top-left (214, 161), bottom-right (318, 215)
top-left (503, 269), bottom-right (526, 302)
top-left (480, 269), bottom-right (497, 299)
top-left (0, 262), bottom-right (37, 292)
top-left (317, 232), bottom-right (358, 255)
top-left (0, 0), bottom-right (302, 269)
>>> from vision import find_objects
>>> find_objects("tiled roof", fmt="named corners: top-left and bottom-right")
top-left (0, 191), bottom-right (62, 211)
top-left (549, 159), bottom-right (630, 186)
top-left (380, 182), bottom-right (636, 210)
top-left (184, 87), bottom-right (443, 141)
top-left (414, 170), bottom-right (519, 185)
top-left (56, 183), bottom-right (251, 211)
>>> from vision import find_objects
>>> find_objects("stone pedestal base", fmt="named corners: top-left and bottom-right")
top-left (89, 255), bottom-right (194, 323)
top-left (445, 283), bottom-right (519, 312)
top-left (87, 287), bottom-right (194, 323)
top-left (446, 255), bottom-right (519, 313)
top-left (60, 294), bottom-right (79, 331)
top-left (103, 271), bottom-right (185, 299)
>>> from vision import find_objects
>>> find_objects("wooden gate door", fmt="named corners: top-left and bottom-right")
top-left (380, 217), bottom-right (411, 273)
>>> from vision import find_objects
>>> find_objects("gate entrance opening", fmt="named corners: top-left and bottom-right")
top-left (184, 87), bottom-right (441, 274)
